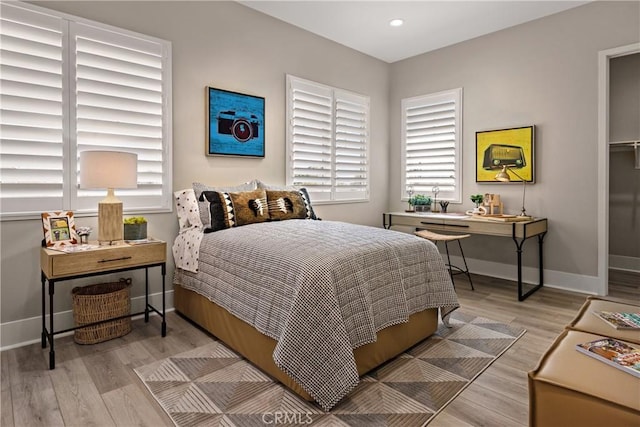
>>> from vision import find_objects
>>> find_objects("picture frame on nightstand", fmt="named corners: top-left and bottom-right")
top-left (41, 211), bottom-right (78, 249)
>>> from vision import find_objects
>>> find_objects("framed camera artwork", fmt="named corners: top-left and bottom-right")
top-left (206, 87), bottom-right (265, 158)
top-left (41, 211), bottom-right (79, 248)
top-left (475, 125), bottom-right (535, 183)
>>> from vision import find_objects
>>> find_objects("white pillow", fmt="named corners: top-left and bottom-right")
top-left (174, 188), bottom-right (203, 232)
top-left (256, 180), bottom-right (297, 191)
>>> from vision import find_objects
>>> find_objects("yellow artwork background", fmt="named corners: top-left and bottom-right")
top-left (476, 126), bottom-right (534, 182)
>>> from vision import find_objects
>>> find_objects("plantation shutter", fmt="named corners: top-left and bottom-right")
top-left (287, 75), bottom-right (369, 203)
top-left (401, 88), bottom-right (462, 202)
top-left (334, 91), bottom-right (369, 201)
top-left (72, 22), bottom-right (169, 212)
top-left (287, 78), bottom-right (332, 201)
top-left (0, 2), bottom-right (171, 219)
top-left (0, 4), bottom-right (66, 216)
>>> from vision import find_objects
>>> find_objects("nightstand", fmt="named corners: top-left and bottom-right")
top-left (40, 240), bottom-right (167, 369)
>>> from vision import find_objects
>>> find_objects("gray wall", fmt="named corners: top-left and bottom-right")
top-left (389, 1), bottom-right (639, 279)
top-left (609, 53), bottom-right (640, 262)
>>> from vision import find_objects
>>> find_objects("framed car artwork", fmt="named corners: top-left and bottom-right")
top-left (206, 86), bottom-right (265, 158)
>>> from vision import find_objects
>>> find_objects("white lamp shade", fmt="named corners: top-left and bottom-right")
top-left (79, 151), bottom-right (138, 189)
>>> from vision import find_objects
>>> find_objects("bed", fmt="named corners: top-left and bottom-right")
top-left (171, 185), bottom-right (459, 411)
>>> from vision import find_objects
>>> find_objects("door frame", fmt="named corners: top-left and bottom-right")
top-left (597, 42), bottom-right (640, 295)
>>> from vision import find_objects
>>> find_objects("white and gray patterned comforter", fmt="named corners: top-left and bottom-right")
top-left (173, 220), bottom-right (459, 410)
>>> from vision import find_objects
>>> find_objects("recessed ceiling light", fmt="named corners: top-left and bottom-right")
top-left (389, 19), bottom-right (404, 27)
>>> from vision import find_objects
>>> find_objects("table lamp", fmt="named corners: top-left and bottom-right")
top-left (495, 165), bottom-right (530, 218)
top-left (79, 151), bottom-right (138, 244)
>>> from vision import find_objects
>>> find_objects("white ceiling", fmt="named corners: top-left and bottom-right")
top-left (239, 1), bottom-right (590, 63)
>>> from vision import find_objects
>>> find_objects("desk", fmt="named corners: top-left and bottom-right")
top-left (40, 240), bottom-right (167, 369)
top-left (383, 212), bottom-right (547, 301)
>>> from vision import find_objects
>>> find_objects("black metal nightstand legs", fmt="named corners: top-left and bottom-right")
top-left (161, 263), bottom-right (166, 337)
top-left (145, 267), bottom-right (150, 322)
top-left (41, 272), bottom-right (46, 349)
top-left (49, 279), bottom-right (55, 369)
top-left (41, 261), bottom-right (166, 370)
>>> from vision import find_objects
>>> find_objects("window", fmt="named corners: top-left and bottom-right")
top-left (401, 88), bottom-right (462, 203)
top-left (0, 2), bottom-right (172, 219)
top-left (286, 75), bottom-right (369, 203)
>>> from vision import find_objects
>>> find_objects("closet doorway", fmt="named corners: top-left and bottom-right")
top-left (597, 43), bottom-right (640, 296)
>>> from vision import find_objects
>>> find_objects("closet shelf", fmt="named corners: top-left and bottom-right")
top-left (609, 140), bottom-right (639, 145)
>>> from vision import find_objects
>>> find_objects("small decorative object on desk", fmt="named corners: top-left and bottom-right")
top-left (592, 311), bottom-right (640, 330)
top-left (467, 194), bottom-right (487, 215)
top-left (123, 216), bottom-right (147, 241)
top-left (76, 226), bottom-right (92, 244)
top-left (439, 200), bottom-right (449, 213)
top-left (575, 337), bottom-right (640, 378)
top-left (409, 194), bottom-right (432, 213)
top-left (432, 185), bottom-right (440, 212)
top-left (406, 184), bottom-right (415, 212)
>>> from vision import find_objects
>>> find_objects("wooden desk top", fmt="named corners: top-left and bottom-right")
top-left (384, 211), bottom-right (547, 239)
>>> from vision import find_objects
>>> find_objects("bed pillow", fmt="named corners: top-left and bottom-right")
top-left (193, 180), bottom-right (258, 228)
top-left (200, 189), bottom-right (270, 232)
top-left (266, 189), bottom-right (317, 221)
top-left (257, 180), bottom-right (297, 191)
top-left (174, 188), bottom-right (203, 232)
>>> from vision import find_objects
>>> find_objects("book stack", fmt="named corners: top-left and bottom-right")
top-left (592, 310), bottom-right (640, 329)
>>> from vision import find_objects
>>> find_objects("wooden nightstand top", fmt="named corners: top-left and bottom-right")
top-left (40, 240), bottom-right (166, 279)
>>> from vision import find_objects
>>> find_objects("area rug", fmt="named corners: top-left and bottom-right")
top-left (135, 311), bottom-right (525, 427)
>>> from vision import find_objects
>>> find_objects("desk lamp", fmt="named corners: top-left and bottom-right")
top-left (495, 165), bottom-right (530, 218)
top-left (79, 151), bottom-right (138, 244)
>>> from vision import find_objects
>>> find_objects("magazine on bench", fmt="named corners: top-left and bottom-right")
top-left (576, 337), bottom-right (640, 378)
top-left (592, 311), bottom-right (640, 329)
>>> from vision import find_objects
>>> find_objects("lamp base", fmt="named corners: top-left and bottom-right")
top-left (98, 191), bottom-right (123, 244)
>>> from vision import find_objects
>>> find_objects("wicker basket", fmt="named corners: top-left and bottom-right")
top-left (72, 278), bottom-right (132, 344)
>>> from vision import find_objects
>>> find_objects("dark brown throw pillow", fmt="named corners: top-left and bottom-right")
top-left (228, 189), bottom-right (270, 226)
top-left (200, 189), bottom-right (270, 232)
top-left (266, 190), bottom-right (308, 221)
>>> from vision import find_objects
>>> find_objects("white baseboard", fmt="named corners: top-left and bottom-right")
top-left (447, 255), bottom-right (601, 295)
top-left (609, 254), bottom-right (640, 272)
top-left (0, 290), bottom-right (173, 351)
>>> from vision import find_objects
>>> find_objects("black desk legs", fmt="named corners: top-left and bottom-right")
top-left (514, 231), bottom-right (547, 301)
top-left (161, 263), bottom-right (166, 337)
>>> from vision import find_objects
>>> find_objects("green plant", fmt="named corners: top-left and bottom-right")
top-left (409, 194), bottom-right (432, 206)
top-left (470, 194), bottom-right (484, 205)
top-left (124, 216), bottom-right (147, 225)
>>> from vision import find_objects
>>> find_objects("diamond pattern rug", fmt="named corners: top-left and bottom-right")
top-left (135, 311), bottom-right (525, 426)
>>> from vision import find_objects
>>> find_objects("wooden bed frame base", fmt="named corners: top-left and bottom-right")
top-left (174, 284), bottom-right (439, 401)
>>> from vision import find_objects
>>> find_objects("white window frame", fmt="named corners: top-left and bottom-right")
top-left (0, 1), bottom-right (172, 220)
top-left (401, 88), bottom-right (462, 204)
top-left (286, 75), bottom-right (370, 204)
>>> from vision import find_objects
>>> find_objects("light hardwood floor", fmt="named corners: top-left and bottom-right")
top-left (1, 271), bottom-right (638, 427)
